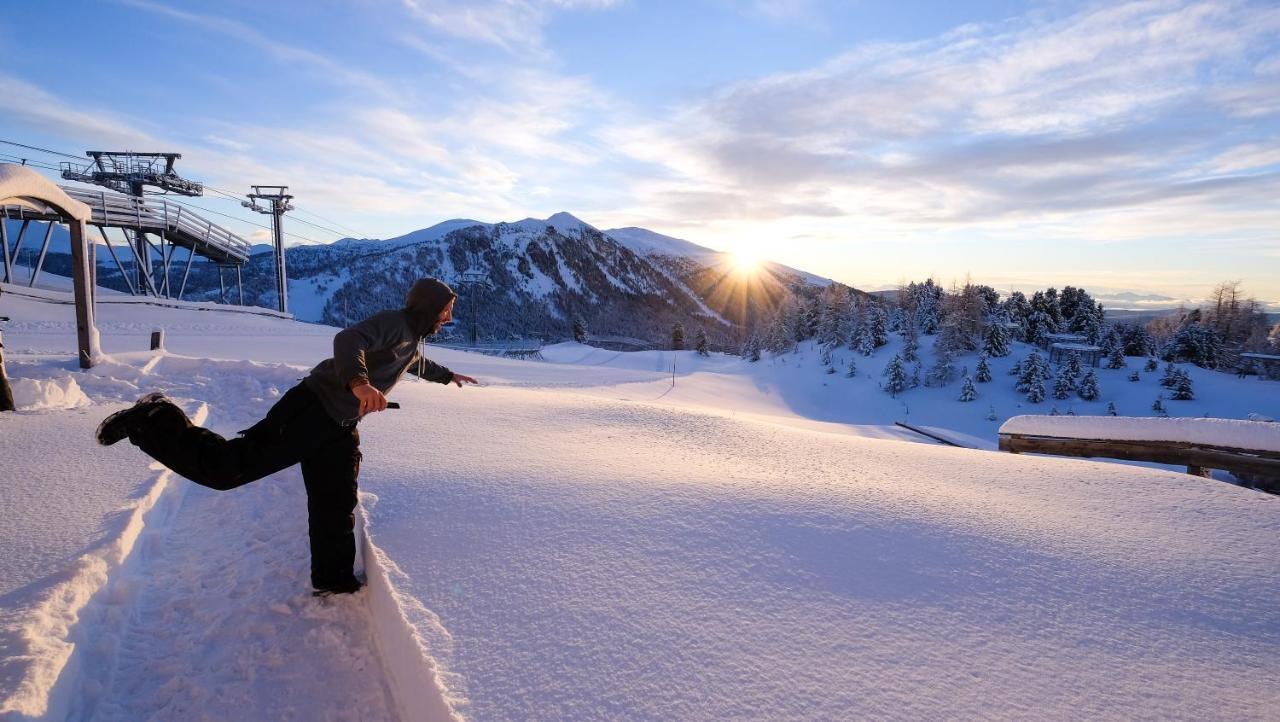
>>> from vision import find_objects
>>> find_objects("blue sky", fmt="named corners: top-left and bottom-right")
top-left (1, 0), bottom-right (1277, 304)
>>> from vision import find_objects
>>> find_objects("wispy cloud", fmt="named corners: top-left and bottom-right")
top-left (118, 0), bottom-right (400, 100)
top-left (607, 0), bottom-right (1280, 238)
top-left (400, 0), bottom-right (622, 58)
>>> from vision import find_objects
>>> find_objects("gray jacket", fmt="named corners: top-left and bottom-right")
top-left (304, 309), bottom-right (454, 424)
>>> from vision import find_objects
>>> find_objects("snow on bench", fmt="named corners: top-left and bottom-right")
top-left (997, 415), bottom-right (1280, 488)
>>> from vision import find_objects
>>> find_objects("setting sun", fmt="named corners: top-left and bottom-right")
top-left (730, 249), bottom-right (762, 273)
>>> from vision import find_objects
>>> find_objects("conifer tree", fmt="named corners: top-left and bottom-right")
top-left (982, 323), bottom-right (1010, 357)
top-left (927, 351), bottom-right (957, 387)
top-left (1008, 359), bottom-right (1022, 377)
top-left (672, 322), bottom-right (685, 351)
top-left (1027, 378), bottom-right (1046, 403)
top-left (1160, 362), bottom-right (1179, 388)
top-left (858, 329), bottom-right (876, 356)
top-left (1077, 370), bottom-right (1100, 400)
top-left (985, 405), bottom-right (998, 421)
top-left (846, 358), bottom-right (857, 377)
top-left (572, 317), bottom-right (589, 344)
top-left (1106, 346), bottom-right (1126, 369)
top-left (1052, 368), bottom-right (1075, 400)
top-left (883, 354), bottom-right (907, 397)
top-left (1144, 357), bottom-right (1159, 372)
top-left (1016, 351), bottom-right (1046, 393)
top-left (1151, 395), bottom-right (1168, 416)
top-left (1064, 352), bottom-right (1083, 382)
top-left (1171, 372), bottom-right (1195, 400)
top-left (959, 376), bottom-right (977, 401)
top-left (909, 364), bottom-right (922, 388)
top-left (1107, 401), bottom-right (1118, 416)
top-left (1128, 370), bottom-right (1140, 382)
top-left (695, 328), bottom-right (710, 357)
top-left (820, 345), bottom-right (833, 367)
top-left (1049, 406), bottom-right (1060, 416)
top-left (902, 330), bottom-right (920, 362)
top-left (976, 355), bottom-right (992, 382)
top-left (868, 303), bottom-right (889, 347)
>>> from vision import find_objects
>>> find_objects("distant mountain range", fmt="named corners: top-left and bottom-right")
top-left (181, 212), bottom-right (833, 345)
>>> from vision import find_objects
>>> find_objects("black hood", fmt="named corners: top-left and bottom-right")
top-left (404, 278), bottom-right (457, 336)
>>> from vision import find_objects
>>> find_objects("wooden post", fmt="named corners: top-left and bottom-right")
top-left (0, 316), bottom-right (14, 412)
top-left (68, 220), bottom-right (99, 369)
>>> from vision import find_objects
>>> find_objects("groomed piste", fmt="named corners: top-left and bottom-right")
top-left (1, 292), bottom-right (1277, 721)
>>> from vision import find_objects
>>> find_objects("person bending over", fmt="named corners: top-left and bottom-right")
top-left (97, 278), bottom-right (478, 595)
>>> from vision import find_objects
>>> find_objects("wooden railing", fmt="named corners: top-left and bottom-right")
top-left (998, 431), bottom-right (1280, 491)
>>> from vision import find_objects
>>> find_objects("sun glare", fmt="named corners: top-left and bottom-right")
top-left (731, 249), bottom-right (762, 273)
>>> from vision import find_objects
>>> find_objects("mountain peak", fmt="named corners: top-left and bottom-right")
top-left (544, 211), bottom-right (593, 234)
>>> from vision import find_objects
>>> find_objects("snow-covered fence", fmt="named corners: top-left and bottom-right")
top-left (431, 339), bottom-right (544, 359)
top-left (998, 415), bottom-right (1280, 491)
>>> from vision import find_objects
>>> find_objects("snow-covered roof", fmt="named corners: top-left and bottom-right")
top-left (1051, 343), bottom-right (1102, 352)
top-left (999, 415), bottom-right (1280, 453)
top-left (0, 164), bottom-right (91, 221)
top-left (1045, 332), bottom-right (1087, 341)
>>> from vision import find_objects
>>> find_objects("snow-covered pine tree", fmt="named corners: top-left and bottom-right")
top-left (572, 317), bottom-right (589, 344)
top-left (985, 405), bottom-right (998, 421)
top-left (959, 376), bottom-right (977, 401)
top-left (672, 322), bottom-right (686, 351)
top-left (976, 355), bottom-right (992, 382)
top-left (1144, 357), bottom-right (1159, 372)
top-left (1052, 368), bottom-right (1074, 400)
top-left (1027, 377), bottom-right (1046, 403)
top-left (883, 354), bottom-right (907, 397)
top-left (1128, 370), bottom-right (1140, 382)
top-left (1160, 362), bottom-right (1179, 388)
top-left (743, 333), bottom-right (762, 362)
top-left (1049, 406), bottom-right (1060, 416)
top-left (901, 329), bottom-right (920, 362)
top-left (820, 345), bottom-right (833, 367)
top-left (869, 303), bottom-right (889, 347)
top-left (909, 364), bottom-right (922, 388)
top-left (1106, 346), bottom-right (1126, 369)
top-left (1171, 372), bottom-right (1194, 400)
top-left (845, 358), bottom-right (857, 377)
top-left (1152, 395), bottom-right (1168, 416)
top-left (1064, 352), bottom-right (1083, 382)
top-left (926, 351), bottom-right (957, 387)
top-left (695, 328), bottom-right (710, 356)
top-left (982, 322), bottom-right (1010, 357)
top-left (1008, 358), bottom-right (1022, 377)
top-left (858, 327), bottom-right (876, 356)
top-left (1107, 401), bottom-right (1118, 416)
top-left (1077, 370), bottom-right (1100, 400)
top-left (1016, 351), bottom-right (1046, 392)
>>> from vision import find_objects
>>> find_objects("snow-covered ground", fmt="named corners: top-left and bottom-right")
top-left (1, 292), bottom-right (1277, 720)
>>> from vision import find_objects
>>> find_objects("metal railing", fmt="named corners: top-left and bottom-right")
top-left (59, 186), bottom-right (251, 264)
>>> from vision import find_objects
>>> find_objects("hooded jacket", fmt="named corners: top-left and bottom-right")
top-left (304, 279), bottom-right (457, 425)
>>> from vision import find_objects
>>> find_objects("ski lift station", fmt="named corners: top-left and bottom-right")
top-left (1, 154), bottom-right (295, 369)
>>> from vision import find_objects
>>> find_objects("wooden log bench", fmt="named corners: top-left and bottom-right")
top-left (997, 416), bottom-right (1280, 493)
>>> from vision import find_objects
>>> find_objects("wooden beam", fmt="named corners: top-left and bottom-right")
top-left (999, 433), bottom-right (1280, 478)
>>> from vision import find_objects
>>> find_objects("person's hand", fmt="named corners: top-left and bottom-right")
top-left (353, 383), bottom-right (388, 416)
top-left (451, 373), bottom-right (479, 387)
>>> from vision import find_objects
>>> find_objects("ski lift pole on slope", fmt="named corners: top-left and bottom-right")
top-left (0, 314), bottom-right (14, 412)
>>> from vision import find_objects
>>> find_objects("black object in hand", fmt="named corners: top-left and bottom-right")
top-left (386, 402), bottom-right (400, 409)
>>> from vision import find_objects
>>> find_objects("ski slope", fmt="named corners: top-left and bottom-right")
top-left (1, 293), bottom-right (1277, 720)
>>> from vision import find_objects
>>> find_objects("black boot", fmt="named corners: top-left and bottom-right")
top-left (312, 574), bottom-right (365, 597)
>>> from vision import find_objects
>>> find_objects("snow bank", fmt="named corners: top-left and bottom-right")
top-left (0, 404), bottom-right (207, 719)
top-left (9, 375), bottom-right (91, 411)
top-left (358, 500), bottom-right (463, 722)
top-left (1000, 415), bottom-right (1280, 453)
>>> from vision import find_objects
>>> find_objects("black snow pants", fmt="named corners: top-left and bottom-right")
top-left (128, 382), bottom-right (362, 589)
